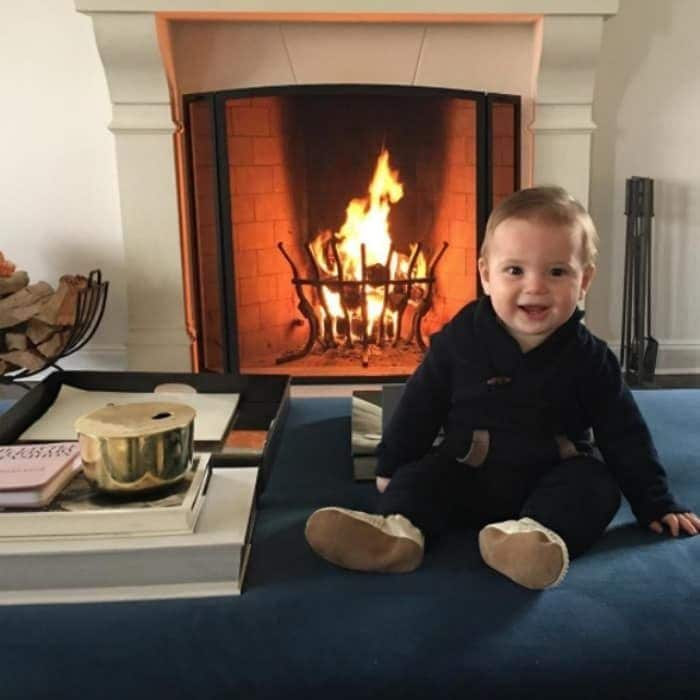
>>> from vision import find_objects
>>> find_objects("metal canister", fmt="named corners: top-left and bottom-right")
top-left (74, 402), bottom-right (196, 493)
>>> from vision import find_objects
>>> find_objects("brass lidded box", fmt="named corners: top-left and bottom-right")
top-left (74, 401), bottom-right (195, 493)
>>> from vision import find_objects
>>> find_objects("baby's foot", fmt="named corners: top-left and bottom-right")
top-left (305, 507), bottom-right (424, 573)
top-left (478, 517), bottom-right (569, 590)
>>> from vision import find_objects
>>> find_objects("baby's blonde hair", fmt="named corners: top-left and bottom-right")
top-left (480, 186), bottom-right (599, 267)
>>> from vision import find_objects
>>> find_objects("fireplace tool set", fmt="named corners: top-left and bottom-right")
top-left (620, 176), bottom-right (658, 385)
top-left (276, 240), bottom-right (448, 367)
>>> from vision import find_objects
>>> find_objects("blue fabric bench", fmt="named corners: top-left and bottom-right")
top-left (1, 389), bottom-right (699, 699)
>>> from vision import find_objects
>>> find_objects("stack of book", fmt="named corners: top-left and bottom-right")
top-left (351, 390), bottom-right (383, 481)
top-left (0, 442), bottom-right (82, 509)
top-left (351, 385), bottom-right (406, 481)
top-left (0, 450), bottom-right (259, 604)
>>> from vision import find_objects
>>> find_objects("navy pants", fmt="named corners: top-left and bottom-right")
top-left (376, 452), bottom-right (621, 558)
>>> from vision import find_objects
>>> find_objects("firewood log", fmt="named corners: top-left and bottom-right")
top-left (0, 349), bottom-right (46, 372)
top-left (37, 329), bottom-right (70, 359)
top-left (26, 318), bottom-right (55, 345)
top-left (5, 331), bottom-right (28, 351)
top-left (34, 275), bottom-right (86, 326)
top-left (0, 252), bottom-right (16, 278)
top-left (0, 282), bottom-right (54, 329)
top-left (0, 270), bottom-right (29, 297)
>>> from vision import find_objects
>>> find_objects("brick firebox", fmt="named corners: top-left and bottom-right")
top-left (187, 88), bottom-right (518, 377)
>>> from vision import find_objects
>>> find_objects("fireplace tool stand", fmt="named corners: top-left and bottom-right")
top-left (276, 240), bottom-right (448, 367)
top-left (620, 177), bottom-right (657, 386)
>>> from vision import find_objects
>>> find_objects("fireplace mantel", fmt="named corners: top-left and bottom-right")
top-left (76, 0), bottom-right (619, 371)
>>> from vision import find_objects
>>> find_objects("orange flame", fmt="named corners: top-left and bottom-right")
top-left (310, 148), bottom-right (427, 342)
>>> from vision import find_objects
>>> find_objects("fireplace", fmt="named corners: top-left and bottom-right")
top-left (184, 85), bottom-right (519, 378)
top-left (74, 2), bottom-right (617, 374)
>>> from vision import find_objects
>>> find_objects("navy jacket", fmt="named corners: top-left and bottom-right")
top-left (376, 297), bottom-right (686, 525)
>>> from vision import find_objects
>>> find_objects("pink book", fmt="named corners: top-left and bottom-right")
top-left (0, 442), bottom-right (81, 509)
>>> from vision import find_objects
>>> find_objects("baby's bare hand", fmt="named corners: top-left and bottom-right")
top-left (649, 512), bottom-right (700, 536)
top-left (376, 476), bottom-right (391, 493)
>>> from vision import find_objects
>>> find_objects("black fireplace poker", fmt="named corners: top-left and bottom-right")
top-left (620, 176), bottom-right (658, 386)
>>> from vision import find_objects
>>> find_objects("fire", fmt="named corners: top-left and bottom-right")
top-left (309, 149), bottom-right (428, 344)
top-left (336, 149), bottom-right (402, 275)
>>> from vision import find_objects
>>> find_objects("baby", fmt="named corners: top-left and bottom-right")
top-left (305, 186), bottom-right (700, 589)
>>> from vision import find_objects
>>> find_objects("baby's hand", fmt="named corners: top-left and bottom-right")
top-left (376, 476), bottom-right (391, 493)
top-left (649, 511), bottom-right (700, 536)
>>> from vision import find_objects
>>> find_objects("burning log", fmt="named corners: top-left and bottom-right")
top-left (366, 263), bottom-right (389, 287)
top-left (341, 285), bottom-right (361, 310)
top-left (410, 284), bottom-right (425, 302)
top-left (387, 291), bottom-right (405, 311)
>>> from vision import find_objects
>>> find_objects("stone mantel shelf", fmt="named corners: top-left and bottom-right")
top-left (76, 1), bottom-right (618, 15)
top-left (75, 0), bottom-right (619, 371)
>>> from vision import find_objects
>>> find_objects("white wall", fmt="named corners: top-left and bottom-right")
top-left (3, 0), bottom-right (699, 373)
top-left (588, 0), bottom-right (700, 372)
top-left (0, 0), bottom-right (126, 370)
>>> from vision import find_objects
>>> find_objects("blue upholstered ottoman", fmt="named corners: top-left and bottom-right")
top-left (0, 389), bottom-right (698, 700)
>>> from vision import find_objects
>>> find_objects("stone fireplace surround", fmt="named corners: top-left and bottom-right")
top-left (76, 0), bottom-right (619, 372)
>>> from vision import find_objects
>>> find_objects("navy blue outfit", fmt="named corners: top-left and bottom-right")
top-left (376, 297), bottom-right (687, 558)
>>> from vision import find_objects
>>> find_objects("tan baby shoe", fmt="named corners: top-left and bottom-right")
top-left (305, 507), bottom-right (424, 573)
top-left (478, 517), bottom-right (569, 590)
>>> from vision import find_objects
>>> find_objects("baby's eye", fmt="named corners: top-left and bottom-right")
top-left (504, 266), bottom-right (523, 276)
top-left (550, 267), bottom-right (568, 277)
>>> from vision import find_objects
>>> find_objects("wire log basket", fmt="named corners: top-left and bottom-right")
top-left (0, 269), bottom-right (109, 382)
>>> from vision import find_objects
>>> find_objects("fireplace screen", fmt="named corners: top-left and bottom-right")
top-left (184, 86), bottom-right (519, 379)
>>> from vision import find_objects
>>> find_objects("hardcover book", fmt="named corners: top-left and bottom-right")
top-left (0, 467), bottom-right (258, 604)
top-left (222, 428), bottom-right (269, 463)
top-left (0, 453), bottom-right (211, 539)
top-left (0, 442), bottom-right (81, 509)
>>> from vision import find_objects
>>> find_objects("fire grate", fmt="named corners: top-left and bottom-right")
top-left (276, 240), bottom-right (448, 367)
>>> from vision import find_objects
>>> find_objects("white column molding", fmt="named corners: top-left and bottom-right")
top-left (530, 104), bottom-right (596, 134)
top-left (531, 14), bottom-right (607, 207)
top-left (90, 12), bottom-right (171, 104)
top-left (109, 103), bottom-right (177, 134)
top-left (85, 10), bottom-right (191, 370)
top-left (536, 15), bottom-right (606, 105)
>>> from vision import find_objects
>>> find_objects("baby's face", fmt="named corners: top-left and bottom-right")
top-left (478, 217), bottom-right (595, 352)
